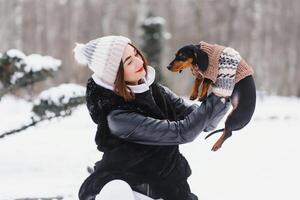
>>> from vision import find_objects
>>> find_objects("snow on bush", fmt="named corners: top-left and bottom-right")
top-left (34, 83), bottom-right (85, 105)
top-left (24, 54), bottom-right (61, 73)
top-left (6, 49), bottom-right (26, 60)
top-left (143, 16), bottom-right (166, 26)
top-left (32, 83), bottom-right (86, 118)
top-left (0, 49), bottom-right (61, 85)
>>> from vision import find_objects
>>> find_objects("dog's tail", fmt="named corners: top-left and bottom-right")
top-left (205, 128), bottom-right (224, 139)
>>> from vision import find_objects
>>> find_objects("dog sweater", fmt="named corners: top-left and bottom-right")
top-left (199, 41), bottom-right (254, 96)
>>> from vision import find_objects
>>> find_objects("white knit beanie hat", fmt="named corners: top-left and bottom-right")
top-left (73, 35), bottom-right (131, 87)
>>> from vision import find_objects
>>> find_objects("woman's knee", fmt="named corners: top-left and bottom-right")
top-left (96, 179), bottom-right (135, 200)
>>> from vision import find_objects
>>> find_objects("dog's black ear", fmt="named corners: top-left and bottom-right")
top-left (192, 45), bottom-right (209, 71)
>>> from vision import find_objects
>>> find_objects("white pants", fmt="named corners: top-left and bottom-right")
top-left (95, 179), bottom-right (163, 200)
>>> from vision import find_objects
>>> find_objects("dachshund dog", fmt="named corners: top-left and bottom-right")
top-left (167, 44), bottom-right (256, 151)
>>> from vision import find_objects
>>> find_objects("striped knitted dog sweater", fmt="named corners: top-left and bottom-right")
top-left (211, 47), bottom-right (241, 97)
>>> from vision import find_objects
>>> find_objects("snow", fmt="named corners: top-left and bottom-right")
top-left (4, 50), bottom-right (62, 84)
top-left (24, 54), bottom-right (62, 73)
top-left (163, 32), bottom-right (172, 40)
top-left (6, 49), bottom-right (26, 60)
top-left (143, 17), bottom-right (166, 26)
top-left (10, 71), bottom-right (25, 84)
top-left (0, 93), bottom-right (300, 200)
top-left (33, 83), bottom-right (86, 106)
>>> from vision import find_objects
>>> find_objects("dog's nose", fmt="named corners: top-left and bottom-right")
top-left (167, 65), bottom-right (172, 70)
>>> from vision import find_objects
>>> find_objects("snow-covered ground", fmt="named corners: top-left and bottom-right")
top-left (0, 93), bottom-right (300, 200)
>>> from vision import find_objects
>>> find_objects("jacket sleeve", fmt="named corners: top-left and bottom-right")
top-left (203, 98), bottom-right (230, 132)
top-left (107, 93), bottom-right (231, 146)
top-left (159, 84), bottom-right (197, 118)
top-left (161, 84), bottom-right (229, 132)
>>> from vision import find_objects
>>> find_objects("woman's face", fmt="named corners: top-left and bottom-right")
top-left (122, 44), bottom-right (146, 85)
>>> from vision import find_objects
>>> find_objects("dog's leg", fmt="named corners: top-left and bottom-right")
top-left (210, 96), bottom-right (240, 152)
top-left (190, 78), bottom-right (202, 100)
top-left (199, 79), bottom-right (212, 101)
top-left (212, 76), bottom-right (256, 151)
top-left (211, 129), bottom-right (232, 151)
top-left (224, 76), bottom-right (256, 133)
top-left (210, 93), bottom-right (238, 151)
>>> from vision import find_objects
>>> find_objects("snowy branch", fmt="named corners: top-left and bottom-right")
top-left (0, 84), bottom-right (86, 139)
top-left (0, 49), bottom-right (61, 98)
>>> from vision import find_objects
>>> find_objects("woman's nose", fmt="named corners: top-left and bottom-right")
top-left (135, 56), bottom-right (144, 66)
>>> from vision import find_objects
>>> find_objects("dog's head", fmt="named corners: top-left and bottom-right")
top-left (167, 44), bottom-right (209, 73)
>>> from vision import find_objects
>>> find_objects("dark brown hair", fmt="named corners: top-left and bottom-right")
top-left (114, 43), bottom-right (148, 102)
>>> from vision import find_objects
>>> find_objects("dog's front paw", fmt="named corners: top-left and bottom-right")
top-left (189, 94), bottom-right (198, 100)
top-left (198, 96), bottom-right (207, 102)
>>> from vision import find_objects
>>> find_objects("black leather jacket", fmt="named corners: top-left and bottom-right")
top-left (80, 78), bottom-right (231, 200)
top-left (107, 85), bottom-right (231, 146)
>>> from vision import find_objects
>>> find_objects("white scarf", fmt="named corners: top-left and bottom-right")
top-left (92, 65), bottom-right (156, 94)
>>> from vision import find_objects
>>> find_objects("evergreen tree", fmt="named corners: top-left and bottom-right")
top-left (0, 49), bottom-right (85, 139)
top-left (140, 13), bottom-right (169, 84)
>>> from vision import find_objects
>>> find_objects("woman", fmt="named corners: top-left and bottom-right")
top-left (73, 36), bottom-right (232, 200)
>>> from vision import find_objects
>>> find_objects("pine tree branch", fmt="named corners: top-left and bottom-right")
top-left (0, 84), bottom-right (17, 98)
top-left (0, 71), bottom-right (50, 99)
top-left (14, 196), bottom-right (63, 200)
top-left (0, 112), bottom-right (71, 139)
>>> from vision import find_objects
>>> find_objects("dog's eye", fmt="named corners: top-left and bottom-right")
top-left (179, 55), bottom-right (187, 60)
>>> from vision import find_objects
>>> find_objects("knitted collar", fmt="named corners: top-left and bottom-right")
top-left (92, 65), bottom-right (156, 93)
top-left (199, 41), bottom-right (226, 83)
top-left (190, 64), bottom-right (204, 80)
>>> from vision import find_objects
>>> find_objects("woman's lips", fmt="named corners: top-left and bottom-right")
top-left (136, 66), bottom-right (144, 72)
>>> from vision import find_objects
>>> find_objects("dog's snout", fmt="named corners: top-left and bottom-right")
top-left (167, 65), bottom-right (172, 70)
